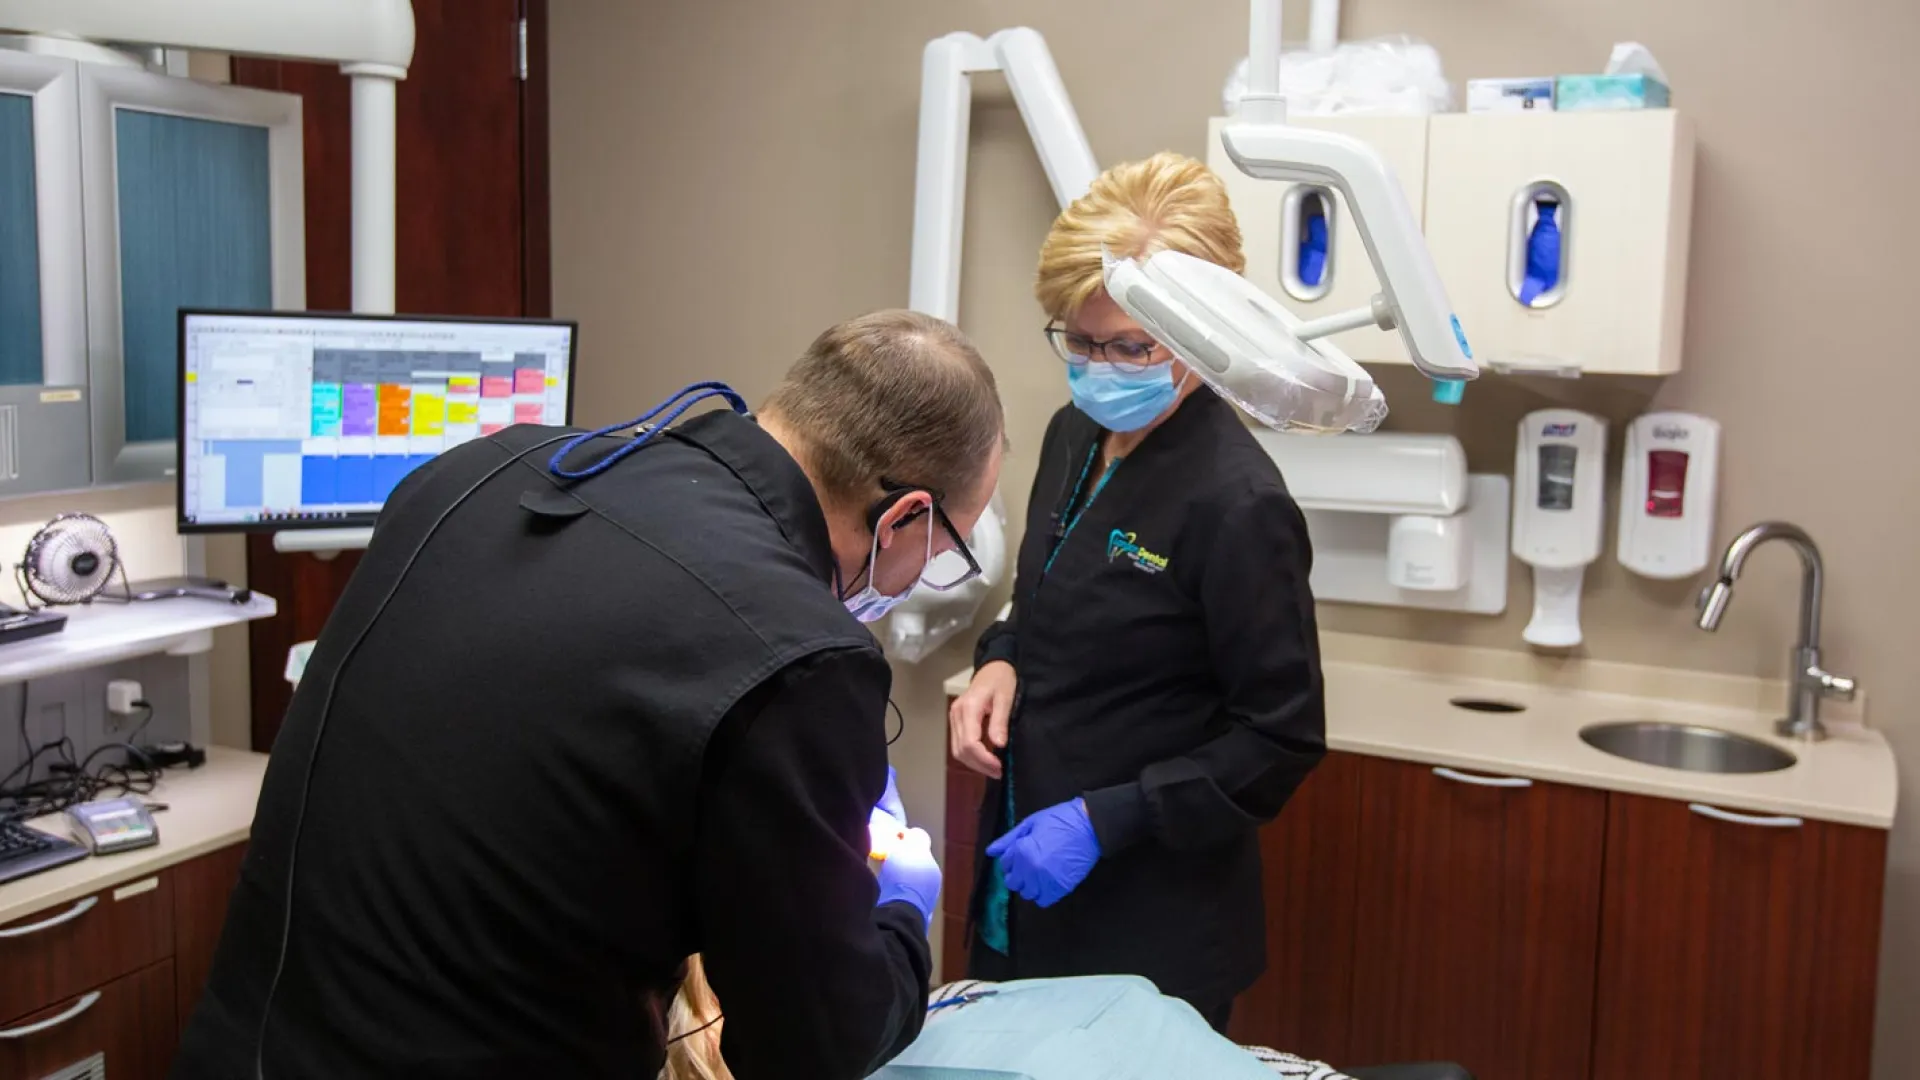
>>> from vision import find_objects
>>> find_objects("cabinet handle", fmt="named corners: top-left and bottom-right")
top-left (1432, 766), bottom-right (1533, 789)
top-left (0, 991), bottom-right (101, 1040)
top-left (0, 895), bottom-right (97, 938)
top-left (1688, 803), bottom-right (1803, 829)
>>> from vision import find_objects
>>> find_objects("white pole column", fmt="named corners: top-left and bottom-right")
top-left (343, 63), bottom-right (405, 315)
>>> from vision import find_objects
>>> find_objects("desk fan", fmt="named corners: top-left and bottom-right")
top-left (16, 512), bottom-right (128, 609)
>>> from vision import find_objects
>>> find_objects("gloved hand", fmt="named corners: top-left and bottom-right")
top-left (877, 764), bottom-right (907, 825)
top-left (875, 826), bottom-right (942, 932)
top-left (987, 798), bottom-right (1101, 909)
top-left (869, 807), bottom-right (906, 861)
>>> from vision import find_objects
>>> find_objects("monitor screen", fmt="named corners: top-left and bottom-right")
top-left (177, 310), bottom-right (577, 533)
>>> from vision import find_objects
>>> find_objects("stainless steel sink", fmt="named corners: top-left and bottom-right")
top-left (1578, 721), bottom-right (1798, 775)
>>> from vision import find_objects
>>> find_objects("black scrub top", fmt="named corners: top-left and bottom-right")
top-left (970, 389), bottom-right (1326, 1006)
top-left (173, 414), bottom-right (929, 1080)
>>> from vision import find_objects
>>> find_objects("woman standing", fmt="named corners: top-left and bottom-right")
top-left (948, 151), bottom-right (1326, 1031)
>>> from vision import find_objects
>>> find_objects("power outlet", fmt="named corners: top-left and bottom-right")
top-left (105, 679), bottom-right (144, 735)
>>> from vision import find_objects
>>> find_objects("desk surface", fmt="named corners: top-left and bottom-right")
top-left (0, 747), bottom-right (267, 926)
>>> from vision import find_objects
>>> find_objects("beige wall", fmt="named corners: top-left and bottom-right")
top-left (550, 1), bottom-right (1920, 1072)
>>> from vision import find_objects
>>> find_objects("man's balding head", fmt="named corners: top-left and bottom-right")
top-left (761, 310), bottom-right (1004, 512)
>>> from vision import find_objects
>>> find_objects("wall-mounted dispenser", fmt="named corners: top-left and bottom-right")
top-left (1424, 110), bottom-right (1695, 376)
top-left (1513, 409), bottom-right (1607, 647)
top-left (1254, 431), bottom-right (1510, 615)
top-left (1510, 181), bottom-right (1570, 309)
top-left (1617, 411), bottom-right (1719, 579)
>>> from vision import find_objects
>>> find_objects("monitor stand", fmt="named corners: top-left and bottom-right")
top-left (272, 528), bottom-right (375, 561)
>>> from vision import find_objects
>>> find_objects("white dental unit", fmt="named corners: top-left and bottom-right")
top-left (891, 0), bottom-right (1480, 660)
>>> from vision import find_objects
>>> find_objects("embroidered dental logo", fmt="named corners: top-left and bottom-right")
top-left (1107, 529), bottom-right (1170, 574)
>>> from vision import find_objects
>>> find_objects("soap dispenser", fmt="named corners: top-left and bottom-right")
top-left (1617, 412), bottom-right (1720, 579)
top-left (1512, 409), bottom-right (1607, 647)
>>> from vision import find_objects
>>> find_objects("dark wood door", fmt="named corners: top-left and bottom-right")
top-left (1228, 749), bottom-right (1362, 1064)
top-left (940, 756), bottom-right (988, 982)
top-left (0, 960), bottom-right (177, 1080)
top-left (1591, 793), bottom-right (1887, 1080)
top-left (171, 843), bottom-right (249, 1031)
top-left (1344, 755), bottom-right (1607, 1080)
top-left (235, 0), bottom-right (551, 750)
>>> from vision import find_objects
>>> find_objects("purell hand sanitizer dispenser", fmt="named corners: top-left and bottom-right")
top-left (1513, 409), bottom-right (1607, 647)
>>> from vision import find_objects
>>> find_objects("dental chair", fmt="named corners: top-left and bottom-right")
top-left (906, 979), bottom-right (1475, 1080)
top-left (1344, 1066), bottom-right (1474, 1080)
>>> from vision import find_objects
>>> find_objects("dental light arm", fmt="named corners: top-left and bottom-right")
top-left (909, 28), bottom-right (1097, 322)
top-left (1222, 0), bottom-right (1478, 384)
top-left (892, 28), bottom-right (1091, 663)
top-left (1219, 123), bottom-right (1476, 381)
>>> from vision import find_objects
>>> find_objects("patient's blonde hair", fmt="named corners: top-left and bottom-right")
top-left (662, 956), bottom-right (732, 1080)
top-left (1033, 151), bottom-right (1246, 321)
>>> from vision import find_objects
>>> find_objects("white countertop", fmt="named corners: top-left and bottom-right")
top-left (1, 747), bottom-right (267, 926)
top-left (944, 657), bottom-right (1898, 829)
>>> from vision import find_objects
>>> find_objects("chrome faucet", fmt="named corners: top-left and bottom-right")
top-left (1697, 522), bottom-right (1856, 741)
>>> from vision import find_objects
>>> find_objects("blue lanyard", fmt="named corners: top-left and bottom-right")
top-left (986, 442), bottom-right (1120, 957)
top-left (1043, 444), bottom-right (1119, 576)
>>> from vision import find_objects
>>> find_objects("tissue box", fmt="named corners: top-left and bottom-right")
top-left (1467, 77), bottom-right (1555, 113)
top-left (1554, 73), bottom-right (1669, 111)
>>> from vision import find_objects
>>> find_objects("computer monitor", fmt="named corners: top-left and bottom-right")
top-left (176, 310), bottom-right (578, 534)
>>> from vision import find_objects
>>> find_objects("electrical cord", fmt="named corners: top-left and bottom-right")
top-left (0, 694), bottom-right (163, 824)
top-left (886, 698), bottom-right (905, 746)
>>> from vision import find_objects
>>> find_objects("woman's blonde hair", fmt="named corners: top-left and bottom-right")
top-left (1033, 151), bottom-right (1246, 321)
top-left (661, 956), bottom-right (732, 1080)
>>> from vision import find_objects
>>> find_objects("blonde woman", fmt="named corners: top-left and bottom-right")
top-left (947, 151), bottom-right (1327, 1030)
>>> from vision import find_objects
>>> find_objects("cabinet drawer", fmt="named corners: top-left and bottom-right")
top-left (0, 959), bottom-right (176, 1080)
top-left (0, 874), bottom-right (174, 1026)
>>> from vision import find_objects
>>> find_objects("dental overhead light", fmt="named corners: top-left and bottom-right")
top-left (1104, 0), bottom-right (1479, 435)
top-left (892, 2), bottom-right (1478, 657)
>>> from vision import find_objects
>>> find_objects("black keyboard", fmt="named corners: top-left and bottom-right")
top-left (0, 820), bottom-right (89, 885)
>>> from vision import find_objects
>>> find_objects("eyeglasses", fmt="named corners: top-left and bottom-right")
top-left (1044, 324), bottom-right (1164, 374)
top-left (874, 481), bottom-right (983, 591)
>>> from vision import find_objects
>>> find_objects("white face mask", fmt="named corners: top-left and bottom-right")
top-left (841, 511), bottom-right (933, 623)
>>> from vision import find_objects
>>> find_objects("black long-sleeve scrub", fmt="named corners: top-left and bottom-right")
top-left (173, 413), bottom-right (928, 1080)
top-left (967, 389), bottom-right (1326, 1011)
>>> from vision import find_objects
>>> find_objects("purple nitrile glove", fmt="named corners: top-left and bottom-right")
top-left (877, 764), bottom-right (907, 826)
top-left (986, 798), bottom-right (1102, 909)
top-left (875, 826), bottom-right (941, 932)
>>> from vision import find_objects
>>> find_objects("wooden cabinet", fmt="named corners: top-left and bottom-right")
top-left (1591, 793), bottom-right (1888, 1080)
top-left (940, 758), bottom-right (988, 982)
top-left (0, 960), bottom-right (178, 1080)
top-left (0, 873), bottom-right (174, 1029)
top-left (170, 842), bottom-right (249, 1032)
top-left (0, 843), bottom-right (246, 1080)
top-left (1345, 755), bottom-right (1608, 1080)
top-left (933, 692), bottom-right (1888, 1076)
top-left (1228, 750), bottom-right (1364, 1064)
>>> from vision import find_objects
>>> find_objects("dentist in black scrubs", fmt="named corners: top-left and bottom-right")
top-left (949, 152), bottom-right (1327, 1031)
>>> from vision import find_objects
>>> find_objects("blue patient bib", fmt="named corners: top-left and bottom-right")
top-left (867, 976), bottom-right (1277, 1080)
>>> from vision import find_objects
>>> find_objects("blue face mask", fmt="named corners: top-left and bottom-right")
top-left (1067, 361), bottom-right (1182, 433)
